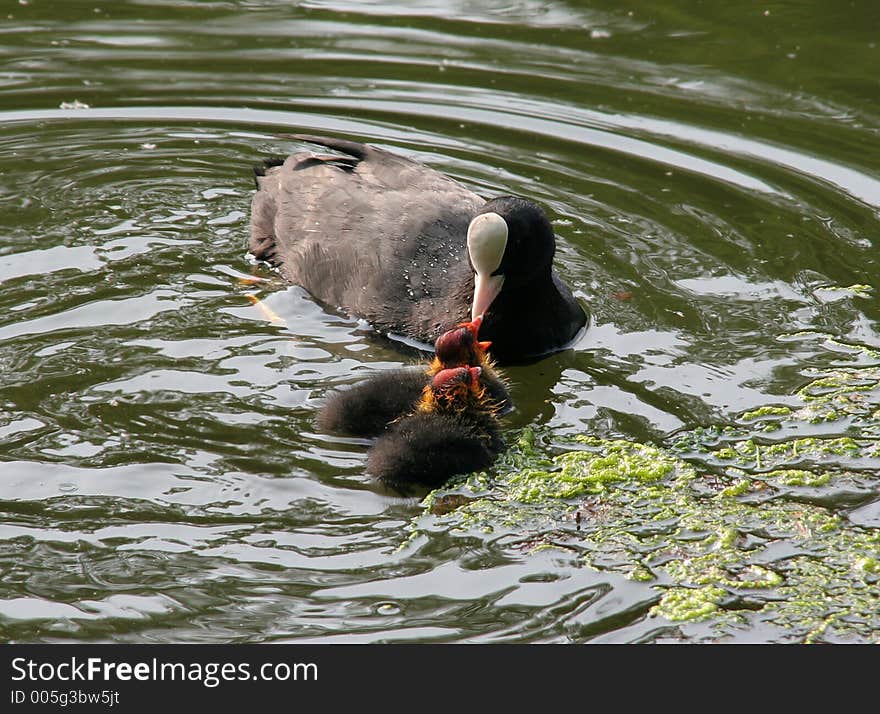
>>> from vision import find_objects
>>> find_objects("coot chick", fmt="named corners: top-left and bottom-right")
top-left (249, 134), bottom-right (587, 363)
top-left (317, 317), bottom-right (509, 437)
top-left (316, 368), bottom-right (429, 438)
top-left (366, 366), bottom-right (505, 492)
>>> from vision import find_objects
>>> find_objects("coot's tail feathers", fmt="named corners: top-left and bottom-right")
top-left (252, 156), bottom-right (286, 188)
top-left (276, 133), bottom-right (369, 160)
top-left (249, 142), bottom-right (364, 262)
top-left (292, 154), bottom-right (360, 173)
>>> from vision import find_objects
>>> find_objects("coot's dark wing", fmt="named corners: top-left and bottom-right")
top-left (250, 135), bottom-right (485, 342)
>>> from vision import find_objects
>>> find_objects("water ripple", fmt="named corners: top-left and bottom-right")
top-left (1, 0), bottom-right (878, 643)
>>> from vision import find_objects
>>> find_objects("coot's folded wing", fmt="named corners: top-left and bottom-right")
top-left (250, 135), bottom-right (484, 339)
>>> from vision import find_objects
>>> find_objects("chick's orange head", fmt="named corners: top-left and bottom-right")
top-left (419, 366), bottom-right (484, 413)
top-left (433, 317), bottom-right (491, 370)
top-left (431, 366), bottom-right (481, 391)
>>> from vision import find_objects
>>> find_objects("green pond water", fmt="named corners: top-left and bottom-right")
top-left (0, 0), bottom-right (878, 643)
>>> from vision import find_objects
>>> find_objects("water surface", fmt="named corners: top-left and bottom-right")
top-left (1, 0), bottom-right (878, 643)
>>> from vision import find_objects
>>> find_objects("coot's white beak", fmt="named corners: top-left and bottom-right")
top-left (472, 273), bottom-right (505, 322)
top-left (467, 212), bottom-right (507, 321)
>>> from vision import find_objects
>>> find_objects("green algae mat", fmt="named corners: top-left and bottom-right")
top-left (410, 334), bottom-right (880, 643)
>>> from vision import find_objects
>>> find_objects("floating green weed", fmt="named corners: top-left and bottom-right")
top-left (409, 336), bottom-right (880, 642)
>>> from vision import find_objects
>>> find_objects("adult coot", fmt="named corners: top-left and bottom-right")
top-left (366, 365), bottom-right (505, 492)
top-left (249, 134), bottom-right (587, 363)
top-left (318, 317), bottom-right (509, 438)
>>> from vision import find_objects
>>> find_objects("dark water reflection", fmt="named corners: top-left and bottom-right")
top-left (0, 0), bottom-right (878, 642)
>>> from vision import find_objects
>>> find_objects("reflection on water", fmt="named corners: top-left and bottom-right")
top-left (0, 0), bottom-right (878, 643)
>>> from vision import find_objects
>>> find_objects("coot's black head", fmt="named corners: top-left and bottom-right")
top-left (466, 196), bottom-right (556, 321)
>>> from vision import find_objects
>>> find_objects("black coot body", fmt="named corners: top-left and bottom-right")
top-left (249, 134), bottom-right (587, 363)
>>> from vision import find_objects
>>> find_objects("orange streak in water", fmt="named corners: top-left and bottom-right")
top-left (244, 293), bottom-right (284, 324)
